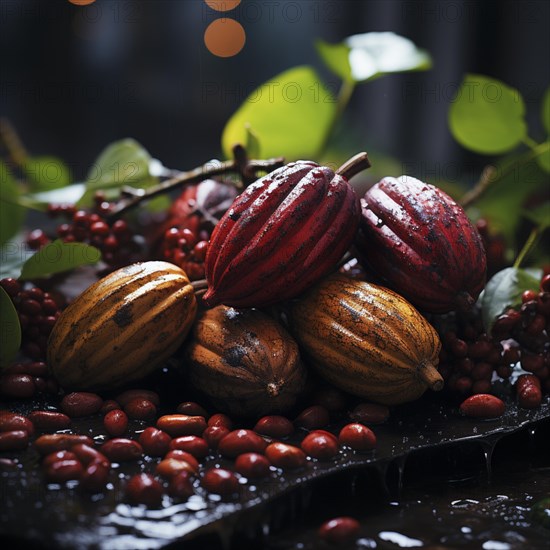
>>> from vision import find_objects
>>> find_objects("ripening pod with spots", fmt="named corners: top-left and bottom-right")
top-left (48, 262), bottom-right (197, 390)
top-left (202, 154), bottom-right (370, 308)
top-left (356, 176), bottom-right (487, 313)
top-left (289, 274), bottom-right (443, 406)
top-left (184, 305), bottom-right (307, 417)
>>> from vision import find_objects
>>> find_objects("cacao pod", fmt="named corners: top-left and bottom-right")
top-left (48, 261), bottom-right (197, 390)
top-left (184, 305), bottom-right (306, 417)
top-left (356, 175), bottom-right (487, 313)
top-left (202, 154), bottom-right (370, 308)
top-left (289, 274), bottom-right (443, 405)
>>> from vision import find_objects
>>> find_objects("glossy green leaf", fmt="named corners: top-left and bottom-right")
top-left (470, 155), bottom-right (547, 246)
top-left (27, 182), bottom-right (87, 206)
top-left (19, 240), bottom-right (101, 280)
top-left (542, 87), bottom-right (550, 135)
top-left (244, 123), bottom-right (261, 159)
top-left (222, 66), bottom-right (336, 161)
top-left (449, 74), bottom-right (527, 154)
top-left (22, 156), bottom-right (72, 191)
top-left (481, 267), bottom-right (542, 334)
top-left (0, 161), bottom-right (26, 248)
top-left (315, 39), bottom-right (353, 82)
top-left (79, 139), bottom-right (158, 206)
top-left (0, 286), bottom-right (21, 369)
top-left (343, 32), bottom-right (431, 82)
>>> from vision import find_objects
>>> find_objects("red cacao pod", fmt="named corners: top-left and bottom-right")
top-left (356, 176), bottom-right (486, 313)
top-left (203, 154), bottom-right (369, 308)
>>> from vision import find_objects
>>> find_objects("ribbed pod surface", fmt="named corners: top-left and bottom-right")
top-left (48, 261), bottom-right (197, 390)
top-left (202, 160), bottom-right (360, 308)
top-left (185, 305), bottom-right (306, 417)
top-left (290, 274), bottom-right (443, 405)
top-left (357, 176), bottom-right (487, 313)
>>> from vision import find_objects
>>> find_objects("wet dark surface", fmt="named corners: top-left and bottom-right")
top-left (1, 386), bottom-right (549, 550)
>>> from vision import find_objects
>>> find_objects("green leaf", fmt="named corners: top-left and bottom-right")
top-left (244, 123), bottom-right (261, 159)
top-left (146, 194), bottom-right (171, 213)
top-left (221, 66), bottom-right (336, 161)
top-left (471, 154), bottom-right (547, 246)
top-left (535, 140), bottom-right (550, 173)
top-left (0, 235), bottom-right (33, 279)
top-left (522, 202), bottom-right (550, 230)
top-left (481, 266), bottom-right (542, 334)
top-left (0, 161), bottom-right (26, 248)
top-left (315, 39), bottom-right (353, 82)
top-left (542, 86), bottom-right (550, 135)
top-left (19, 240), bottom-right (101, 280)
top-left (22, 156), bottom-right (72, 191)
top-left (0, 286), bottom-right (21, 369)
top-left (27, 182), bottom-right (87, 206)
top-left (449, 74), bottom-right (527, 154)
top-left (78, 139), bottom-right (158, 206)
top-left (343, 32), bottom-right (431, 82)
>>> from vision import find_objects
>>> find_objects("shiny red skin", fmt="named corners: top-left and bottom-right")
top-left (203, 161), bottom-right (360, 308)
top-left (357, 176), bottom-right (486, 313)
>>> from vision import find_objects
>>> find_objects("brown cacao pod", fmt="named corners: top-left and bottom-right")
top-left (289, 274), bottom-right (443, 405)
top-left (184, 306), bottom-right (307, 417)
top-left (202, 155), bottom-right (370, 308)
top-left (48, 261), bottom-right (197, 390)
top-left (356, 175), bottom-right (487, 313)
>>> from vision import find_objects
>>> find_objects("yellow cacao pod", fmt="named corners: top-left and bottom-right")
top-left (48, 261), bottom-right (197, 390)
top-left (185, 305), bottom-right (307, 417)
top-left (289, 274), bottom-right (443, 405)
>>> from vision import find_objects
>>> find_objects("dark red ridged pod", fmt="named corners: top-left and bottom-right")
top-left (356, 175), bottom-right (486, 313)
top-left (202, 154), bottom-right (369, 308)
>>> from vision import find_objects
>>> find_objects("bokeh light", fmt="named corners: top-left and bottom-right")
top-left (204, 19), bottom-right (246, 58)
top-left (68, 0), bottom-right (97, 5)
top-left (204, 0), bottom-right (242, 11)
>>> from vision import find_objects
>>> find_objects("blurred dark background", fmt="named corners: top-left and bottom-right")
top-left (1, 0), bottom-right (549, 184)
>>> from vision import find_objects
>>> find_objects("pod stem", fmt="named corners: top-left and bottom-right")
top-left (336, 152), bottom-right (371, 181)
top-left (266, 382), bottom-right (281, 397)
top-left (191, 279), bottom-right (209, 294)
top-left (418, 361), bottom-right (444, 392)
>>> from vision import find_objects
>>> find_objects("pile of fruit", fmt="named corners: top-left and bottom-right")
top-left (0, 151), bottom-right (548, 531)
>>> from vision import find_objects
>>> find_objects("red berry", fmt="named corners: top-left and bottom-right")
top-left (125, 473), bottom-right (163, 507)
top-left (201, 468), bottom-right (239, 497)
top-left (541, 274), bottom-right (550, 292)
top-left (522, 289), bottom-right (538, 303)
top-left (318, 517), bottom-right (360, 545)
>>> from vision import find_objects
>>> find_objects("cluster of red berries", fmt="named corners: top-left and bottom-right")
top-left (26, 194), bottom-right (141, 269)
top-left (160, 227), bottom-right (209, 281)
top-left (0, 278), bottom-right (63, 361)
top-left (438, 273), bottom-right (550, 395)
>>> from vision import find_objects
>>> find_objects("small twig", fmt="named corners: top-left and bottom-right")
top-left (120, 186), bottom-right (146, 198)
top-left (232, 144), bottom-right (257, 187)
top-left (107, 148), bottom-right (285, 220)
top-left (460, 165), bottom-right (497, 208)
